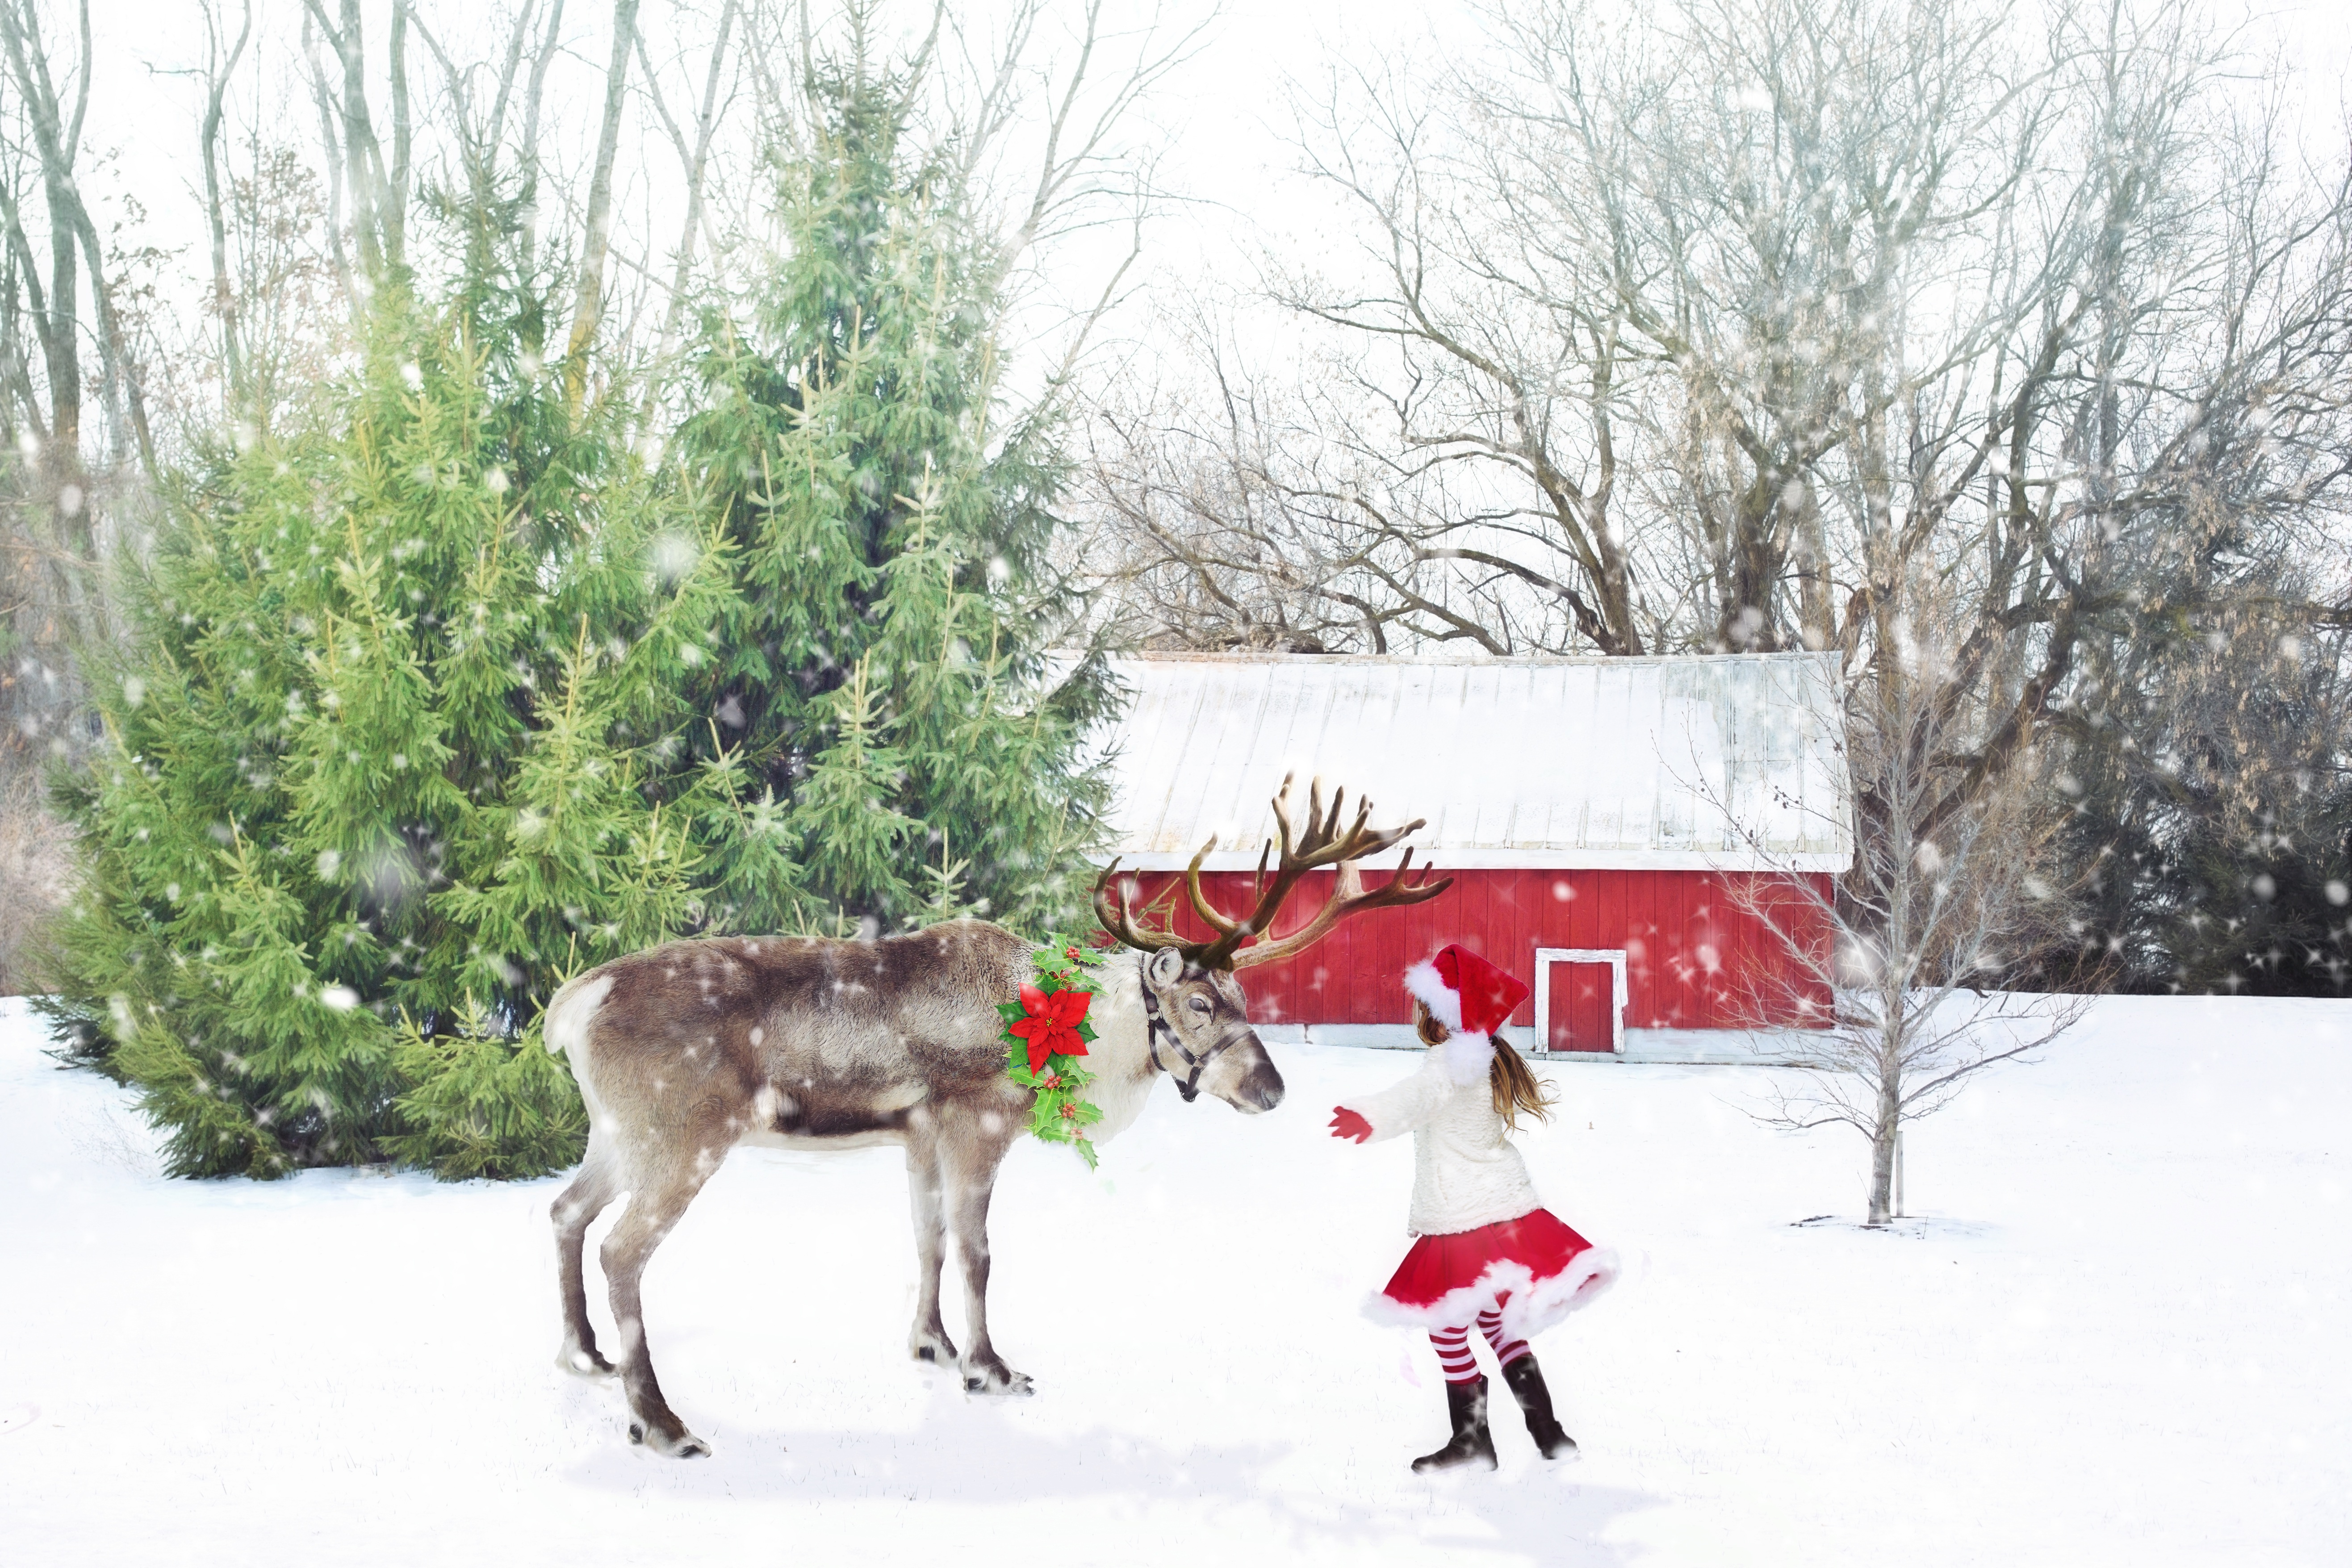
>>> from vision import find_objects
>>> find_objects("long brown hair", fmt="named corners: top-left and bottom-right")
top-left (1487, 1039), bottom-right (1557, 1130)
top-left (1415, 1004), bottom-right (1558, 1130)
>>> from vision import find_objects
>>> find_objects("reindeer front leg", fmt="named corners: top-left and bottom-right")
top-left (943, 1108), bottom-right (1030, 1395)
top-left (904, 1129), bottom-right (958, 1367)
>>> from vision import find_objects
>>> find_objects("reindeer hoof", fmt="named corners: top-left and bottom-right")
top-left (963, 1366), bottom-right (1034, 1397)
top-left (559, 1347), bottom-right (617, 1379)
top-left (629, 1419), bottom-right (712, 1458)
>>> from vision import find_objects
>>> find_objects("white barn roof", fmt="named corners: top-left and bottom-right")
top-left (1095, 652), bottom-right (1853, 873)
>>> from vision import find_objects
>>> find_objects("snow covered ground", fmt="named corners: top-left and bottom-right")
top-left (2, 994), bottom-right (2345, 1568)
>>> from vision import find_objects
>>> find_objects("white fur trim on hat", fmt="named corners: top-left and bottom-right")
top-left (1441, 1029), bottom-right (1494, 1085)
top-left (1403, 959), bottom-right (1463, 1032)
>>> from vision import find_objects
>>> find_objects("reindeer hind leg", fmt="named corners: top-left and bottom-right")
top-left (602, 1154), bottom-right (721, 1457)
top-left (552, 1150), bottom-right (623, 1378)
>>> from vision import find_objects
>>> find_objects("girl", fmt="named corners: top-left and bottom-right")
top-left (1330, 944), bottom-right (1617, 1472)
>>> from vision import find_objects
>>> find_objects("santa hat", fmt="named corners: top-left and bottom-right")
top-left (1403, 945), bottom-right (1531, 1085)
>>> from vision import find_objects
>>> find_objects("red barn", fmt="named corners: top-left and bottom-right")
top-left (1096, 652), bottom-right (1851, 1055)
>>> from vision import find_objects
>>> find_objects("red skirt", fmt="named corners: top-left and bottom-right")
top-left (1365, 1208), bottom-right (1617, 1343)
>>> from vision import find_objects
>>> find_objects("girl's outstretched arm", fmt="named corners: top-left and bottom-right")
top-left (1330, 1050), bottom-right (1454, 1145)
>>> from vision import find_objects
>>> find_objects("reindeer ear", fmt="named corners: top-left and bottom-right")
top-left (1145, 947), bottom-right (1186, 988)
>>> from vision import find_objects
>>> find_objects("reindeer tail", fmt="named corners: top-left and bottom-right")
top-left (542, 969), bottom-right (614, 1058)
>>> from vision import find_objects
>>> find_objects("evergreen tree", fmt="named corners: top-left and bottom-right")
top-left (43, 21), bottom-right (1118, 1180)
top-left (44, 281), bottom-right (734, 1178)
top-left (2040, 543), bottom-right (2352, 995)
top-left (672, 33), bottom-right (1113, 938)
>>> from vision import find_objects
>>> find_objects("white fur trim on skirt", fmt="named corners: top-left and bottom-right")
top-left (1362, 1248), bottom-right (1620, 1343)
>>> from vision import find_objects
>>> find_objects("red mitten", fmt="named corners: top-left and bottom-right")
top-left (1329, 1107), bottom-right (1373, 1144)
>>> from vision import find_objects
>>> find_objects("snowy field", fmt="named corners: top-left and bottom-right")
top-left (2, 994), bottom-right (2346, 1568)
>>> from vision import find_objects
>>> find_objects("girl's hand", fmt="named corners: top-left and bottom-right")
top-left (1329, 1107), bottom-right (1373, 1144)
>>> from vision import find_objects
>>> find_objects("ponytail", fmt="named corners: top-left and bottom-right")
top-left (1489, 1038), bottom-right (1557, 1130)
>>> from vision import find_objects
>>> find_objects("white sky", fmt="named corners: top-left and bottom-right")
top-left (52, 0), bottom-right (2352, 410)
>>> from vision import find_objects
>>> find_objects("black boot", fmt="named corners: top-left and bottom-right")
top-left (1501, 1355), bottom-right (1578, 1460)
top-left (1412, 1376), bottom-right (1498, 1473)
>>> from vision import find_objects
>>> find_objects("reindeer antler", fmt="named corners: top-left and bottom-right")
top-left (1092, 774), bottom-right (1451, 970)
top-left (1226, 849), bottom-right (1452, 969)
top-left (1092, 855), bottom-right (1199, 956)
top-left (1210, 774), bottom-right (1451, 969)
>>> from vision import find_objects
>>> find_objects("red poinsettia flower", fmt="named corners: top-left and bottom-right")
top-left (1011, 983), bottom-right (1092, 1074)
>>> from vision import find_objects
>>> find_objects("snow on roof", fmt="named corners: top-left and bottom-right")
top-left (1096, 651), bottom-right (1853, 873)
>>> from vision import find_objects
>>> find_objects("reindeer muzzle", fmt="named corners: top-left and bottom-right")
top-left (1140, 983), bottom-right (1261, 1105)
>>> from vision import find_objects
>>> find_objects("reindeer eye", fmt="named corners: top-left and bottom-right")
top-left (1188, 996), bottom-right (1212, 1014)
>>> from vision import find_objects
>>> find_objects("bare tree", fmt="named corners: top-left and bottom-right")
top-left (299, 0), bottom-right (415, 288)
top-left (1269, 59), bottom-right (1650, 655)
top-left (1077, 304), bottom-right (1562, 653)
top-left (0, 761), bottom-right (68, 991)
top-left (0, 0), bottom-right (170, 775)
top-left (634, 0), bottom-right (741, 357)
top-left (1090, 0), bottom-right (2352, 850)
top-left (189, 142), bottom-right (343, 440)
top-left (0, 0), bottom-right (156, 480)
top-left (1720, 590), bottom-right (2090, 1226)
top-left (562, 0), bottom-right (640, 412)
top-left (195, 1), bottom-right (255, 411)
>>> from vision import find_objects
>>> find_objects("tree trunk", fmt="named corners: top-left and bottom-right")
top-left (1795, 477), bottom-right (1833, 651)
top-left (1867, 1073), bottom-right (1900, 1226)
top-left (329, 0), bottom-right (382, 278)
top-left (651, 0), bottom-right (739, 355)
top-left (563, 0), bottom-right (641, 414)
top-left (518, 0), bottom-right (567, 277)
top-left (386, 0), bottom-right (410, 273)
top-left (299, 8), bottom-right (354, 300)
top-left (200, 3), bottom-right (254, 410)
top-left (38, 174), bottom-right (77, 460)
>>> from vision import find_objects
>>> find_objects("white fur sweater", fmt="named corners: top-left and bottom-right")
top-left (1339, 1035), bottom-right (1542, 1237)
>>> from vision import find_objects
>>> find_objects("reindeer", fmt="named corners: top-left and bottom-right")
top-left (543, 776), bottom-right (1452, 1455)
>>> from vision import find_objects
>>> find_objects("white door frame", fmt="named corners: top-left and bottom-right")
top-left (1532, 947), bottom-right (1628, 1057)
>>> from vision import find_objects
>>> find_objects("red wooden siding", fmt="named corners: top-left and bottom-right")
top-left (1124, 868), bottom-right (1834, 1039)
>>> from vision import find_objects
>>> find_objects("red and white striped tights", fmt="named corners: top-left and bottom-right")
top-left (1429, 1309), bottom-right (1529, 1384)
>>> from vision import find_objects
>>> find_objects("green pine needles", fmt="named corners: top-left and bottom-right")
top-left (673, 46), bottom-right (1114, 938)
top-left (45, 47), bottom-right (1113, 1180)
top-left (45, 288), bottom-right (731, 1178)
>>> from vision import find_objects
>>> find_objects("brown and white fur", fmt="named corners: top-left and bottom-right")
top-left (543, 919), bottom-right (1281, 1457)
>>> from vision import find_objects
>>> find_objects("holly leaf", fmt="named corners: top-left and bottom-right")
top-left (1000, 938), bottom-right (1111, 1171)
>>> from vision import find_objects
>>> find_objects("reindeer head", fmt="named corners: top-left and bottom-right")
top-left (1094, 774), bottom-right (1454, 1113)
